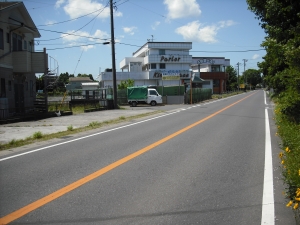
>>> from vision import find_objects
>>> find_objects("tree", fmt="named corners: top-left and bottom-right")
top-left (77, 73), bottom-right (94, 81)
top-left (58, 72), bottom-right (70, 85)
top-left (247, 0), bottom-right (300, 120)
top-left (226, 66), bottom-right (238, 91)
top-left (243, 69), bottom-right (262, 88)
top-left (118, 79), bottom-right (134, 90)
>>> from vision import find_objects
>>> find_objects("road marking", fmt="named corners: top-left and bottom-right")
top-left (261, 109), bottom-right (275, 223)
top-left (0, 92), bottom-right (247, 162)
top-left (0, 92), bottom-right (257, 224)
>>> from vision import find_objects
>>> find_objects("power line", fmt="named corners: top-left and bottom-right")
top-left (73, 0), bottom-right (110, 75)
top-left (39, 2), bottom-right (110, 42)
top-left (190, 49), bottom-right (265, 53)
top-left (37, 7), bottom-right (108, 27)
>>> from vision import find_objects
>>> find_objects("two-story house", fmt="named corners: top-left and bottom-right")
top-left (0, 2), bottom-right (48, 119)
top-left (191, 57), bottom-right (230, 94)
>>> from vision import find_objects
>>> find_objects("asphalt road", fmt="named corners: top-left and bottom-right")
top-left (0, 90), bottom-right (296, 225)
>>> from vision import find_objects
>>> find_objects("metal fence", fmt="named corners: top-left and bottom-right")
top-left (184, 88), bottom-right (212, 104)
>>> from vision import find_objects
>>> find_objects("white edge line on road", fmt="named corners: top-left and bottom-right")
top-left (0, 92), bottom-right (248, 162)
top-left (264, 90), bottom-right (267, 105)
top-left (261, 107), bottom-right (275, 223)
top-left (0, 111), bottom-right (179, 162)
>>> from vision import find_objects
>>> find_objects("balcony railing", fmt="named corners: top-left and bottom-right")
top-left (12, 50), bottom-right (48, 73)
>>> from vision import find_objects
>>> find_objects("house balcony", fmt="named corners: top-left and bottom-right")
top-left (12, 50), bottom-right (48, 73)
top-left (199, 72), bottom-right (228, 80)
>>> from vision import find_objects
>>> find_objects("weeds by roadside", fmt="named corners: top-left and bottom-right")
top-left (212, 91), bottom-right (245, 99)
top-left (0, 111), bottom-right (161, 151)
top-left (274, 102), bottom-right (300, 213)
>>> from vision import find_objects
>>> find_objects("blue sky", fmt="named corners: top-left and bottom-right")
top-left (21, 0), bottom-right (266, 79)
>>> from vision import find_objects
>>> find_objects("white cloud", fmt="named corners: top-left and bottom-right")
top-left (81, 45), bottom-right (94, 51)
top-left (151, 21), bottom-right (160, 30)
top-left (45, 20), bottom-right (56, 26)
top-left (164, 0), bottom-right (201, 19)
top-left (175, 20), bottom-right (235, 43)
top-left (62, 0), bottom-right (122, 20)
top-left (123, 26), bottom-right (137, 35)
top-left (55, 0), bottom-right (65, 8)
top-left (252, 54), bottom-right (260, 60)
top-left (61, 29), bottom-right (110, 51)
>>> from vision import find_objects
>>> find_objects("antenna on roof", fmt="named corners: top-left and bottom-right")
top-left (147, 35), bottom-right (154, 42)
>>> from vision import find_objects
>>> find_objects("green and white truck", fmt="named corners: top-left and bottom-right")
top-left (127, 86), bottom-right (162, 107)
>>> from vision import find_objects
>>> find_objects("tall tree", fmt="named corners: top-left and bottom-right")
top-left (226, 66), bottom-right (238, 91)
top-left (243, 69), bottom-right (262, 88)
top-left (247, 0), bottom-right (300, 120)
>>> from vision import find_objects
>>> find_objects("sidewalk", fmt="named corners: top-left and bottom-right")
top-left (0, 106), bottom-right (157, 145)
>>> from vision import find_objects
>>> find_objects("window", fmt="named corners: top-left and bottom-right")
top-left (12, 33), bottom-right (22, 51)
top-left (6, 33), bottom-right (10, 43)
top-left (151, 63), bottom-right (156, 69)
top-left (159, 49), bottom-right (165, 55)
top-left (0, 78), bottom-right (6, 97)
top-left (213, 80), bottom-right (220, 87)
top-left (30, 80), bottom-right (33, 97)
top-left (211, 65), bottom-right (220, 72)
top-left (8, 80), bottom-right (12, 91)
top-left (159, 63), bottom-right (166, 69)
top-left (0, 28), bottom-right (3, 50)
top-left (25, 81), bottom-right (28, 91)
top-left (24, 40), bottom-right (27, 50)
top-left (28, 41), bottom-right (32, 52)
top-left (149, 90), bottom-right (157, 95)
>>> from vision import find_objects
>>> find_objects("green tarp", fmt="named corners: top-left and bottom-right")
top-left (127, 86), bottom-right (148, 100)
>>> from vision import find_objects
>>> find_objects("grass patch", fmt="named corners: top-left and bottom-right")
top-left (67, 125), bottom-right (74, 131)
top-left (33, 131), bottom-right (43, 139)
top-left (212, 91), bottom-right (245, 99)
top-left (89, 121), bottom-right (100, 128)
top-left (0, 111), bottom-right (162, 151)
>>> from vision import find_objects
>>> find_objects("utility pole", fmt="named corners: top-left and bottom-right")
top-left (243, 59), bottom-right (248, 90)
top-left (237, 62), bottom-right (241, 91)
top-left (110, 0), bottom-right (118, 109)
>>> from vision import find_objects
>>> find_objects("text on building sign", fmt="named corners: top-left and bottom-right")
top-left (197, 59), bottom-right (215, 64)
top-left (160, 55), bottom-right (181, 62)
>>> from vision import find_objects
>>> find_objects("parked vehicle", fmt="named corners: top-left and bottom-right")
top-left (127, 86), bottom-right (162, 107)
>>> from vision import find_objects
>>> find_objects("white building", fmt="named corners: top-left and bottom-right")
top-left (99, 42), bottom-right (192, 88)
top-left (98, 42), bottom-right (230, 94)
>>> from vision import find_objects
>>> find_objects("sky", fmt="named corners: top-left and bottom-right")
top-left (19, 0), bottom-right (266, 80)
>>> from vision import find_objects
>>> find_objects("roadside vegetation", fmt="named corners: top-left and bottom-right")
top-left (212, 91), bottom-right (246, 99)
top-left (247, 0), bottom-right (300, 216)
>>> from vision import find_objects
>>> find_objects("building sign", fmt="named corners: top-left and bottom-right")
top-left (153, 70), bottom-right (190, 79)
top-left (162, 75), bottom-right (180, 80)
top-left (160, 55), bottom-right (181, 62)
top-left (197, 59), bottom-right (215, 64)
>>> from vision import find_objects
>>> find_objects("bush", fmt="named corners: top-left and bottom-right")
top-left (33, 131), bottom-right (43, 139)
top-left (275, 104), bottom-right (300, 210)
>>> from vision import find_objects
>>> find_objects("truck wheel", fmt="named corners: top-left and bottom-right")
top-left (150, 101), bottom-right (156, 106)
top-left (132, 102), bottom-right (137, 107)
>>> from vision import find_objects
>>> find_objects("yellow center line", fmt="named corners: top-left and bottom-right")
top-left (0, 92), bottom-right (257, 224)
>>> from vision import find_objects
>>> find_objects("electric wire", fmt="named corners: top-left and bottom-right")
top-left (72, 0), bottom-right (110, 75)
top-left (38, 2), bottom-right (110, 42)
